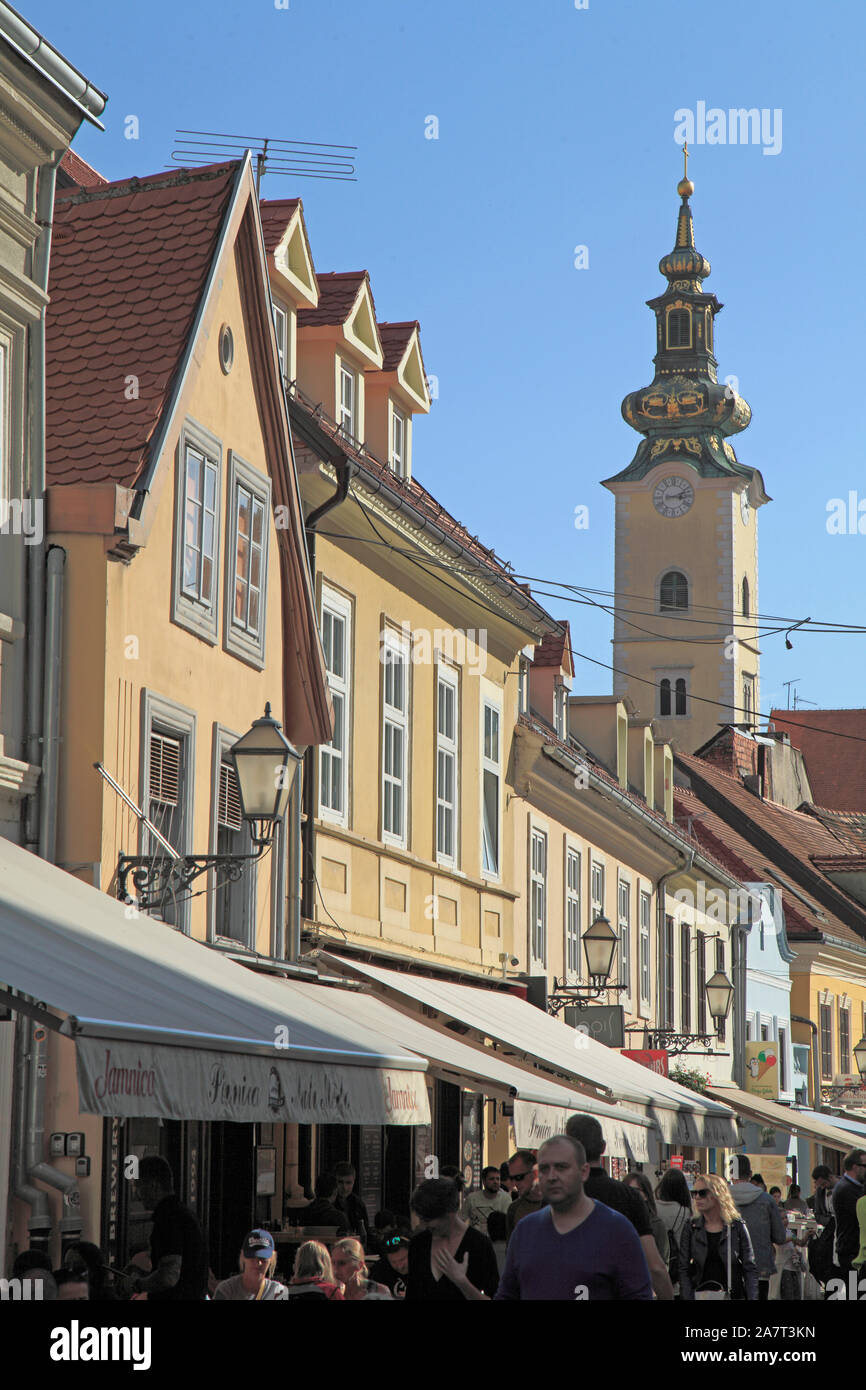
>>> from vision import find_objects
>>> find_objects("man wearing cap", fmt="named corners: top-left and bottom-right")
top-left (212, 1230), bottom-right (287, 1300)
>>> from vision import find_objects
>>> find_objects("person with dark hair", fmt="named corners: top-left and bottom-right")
top-left (486, 1209), bottom-right (509, 1274)
top-left (506, 1150), bottom-right (543, 1236)
top-left (783, 1183), bottom-right (808, 1215)
top-left (729, 1153), bottom-right (786, 1300)
top-left (407, 1177), bottom-right (499, 1300)
top-left (376, 1231), bottom-right (409, 1299)
top-left (334, 1161), bottom-right (369, 1244)
top-left (130, 1154), bottom-right (208, 1301)
top-left (750, 1172), bottom-right (767, 1191)
top-left (462, 1165), bottom-right (511, 1235)
top-left (565, 1114), bottom-right (673, 1300)
top-left (440, 1165), bottom-right (466, 1196)
top-left (301, 1172), bottom-right (348, 1231)
top-left (655, 1168), bottom-right (693, 1293)
top-left (62, 1241), bottom-right (118, 1301)
top-left (769, 1186), bottom-right (782, 1203)
top-left (12, 1248), bottom-right (53, 1278)
top-left (807, 1165), bottom-right (835, 1221)
top-left (831, 1149), bottom-right (866, 1285)
top-left (54, 1267), bottom-right (90, 1301)
top-left (495, 1136), bottom-right (652, 1301)
top-left (624, 1172), bottom-right (668, 1261)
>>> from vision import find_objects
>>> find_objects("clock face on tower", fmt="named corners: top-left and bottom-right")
top-left (652, 476), bottom-right (695, 517)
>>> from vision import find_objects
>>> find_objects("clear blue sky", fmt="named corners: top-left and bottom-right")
top-left (30, 0), bottom-right (866, 716)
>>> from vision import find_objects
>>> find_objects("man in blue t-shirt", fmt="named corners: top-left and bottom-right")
top-left (494, 1134), bottom-right (653, 1301)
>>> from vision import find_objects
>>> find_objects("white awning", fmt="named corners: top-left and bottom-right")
top-left (707, 1088), bottom-right (858, 1154)
top-left (323, 954), bottom-right (739, 1149)
top-left (285, 979), bottom-right (653, 1160)
top-left (0, 837), bottom-right (428, 1125)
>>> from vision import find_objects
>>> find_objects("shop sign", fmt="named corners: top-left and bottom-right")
top-left (622, 1049), bottom-right (669, 1076)
top-left (76, 1037), bottom-right (430, 1126)
top-left (745, 1041), bottom-right (779, 1100)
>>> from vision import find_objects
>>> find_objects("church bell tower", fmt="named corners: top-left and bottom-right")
top-left (602, 153), bottom-right (770, 753)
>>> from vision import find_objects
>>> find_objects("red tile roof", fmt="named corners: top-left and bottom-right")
top-left (297, 271), bottom-right (369, 328)
top-left (258, 197), bottom-right (301, 256)
top-left (673, 787), bottom-right (864, 948)
top-left (378, 321), bottom-right (418, 372)
top-left (676, 751), bottom-right (866, 946)
top-left (768, 709), bottom-right (866, 811)
top-left (533, 627), bottom-right (572, 671)
top-left (46, 162), bottom-right (238, 488)
top-left (59, 149), bottom-right (107, 190)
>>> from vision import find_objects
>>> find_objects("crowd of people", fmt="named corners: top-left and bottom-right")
top-left (10, 1133), bottom-right (866, 1301)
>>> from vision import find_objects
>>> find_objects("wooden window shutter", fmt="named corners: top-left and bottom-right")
top-left (218, 760), bottom-right (243, 831)
top-left (149, 732), bottom-right (181, 805)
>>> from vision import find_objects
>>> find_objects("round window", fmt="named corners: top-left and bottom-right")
top-left (219, 324), bottom-right (234, 374)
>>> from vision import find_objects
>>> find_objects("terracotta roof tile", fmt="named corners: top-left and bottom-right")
top-left (259, 197), bottom-right (301, 256)
top-left (58, 149), bottom-right (108, 190)
top-left (46, 161), bottom-right (238, 489)
top-left (378, 321), bottom-right (418, 372)
top-left (533, 628), bottom-right (570, 669)
top-left (297, 271), bottom-right (368, 328)
top-left (675, 753), bottom-right (866, 948)
top-left (768, 709), bottom-right (866, 811)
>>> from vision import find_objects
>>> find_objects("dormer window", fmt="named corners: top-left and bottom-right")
top-left (340, 361), bottom-right (357, 439)
top-left (666, 308), bottom-right (691, 349)
top-left (391, 406), bottom-right (407, 478)
top-left (659, 570), bottom-right (689, 611)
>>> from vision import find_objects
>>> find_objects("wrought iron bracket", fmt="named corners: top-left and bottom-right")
top-left (117, 846), bottom-right (267, 912)
top-left (547, 979), bottom-right (628, 1017)
top-left (644, 1030), bottom-right (719, 1056)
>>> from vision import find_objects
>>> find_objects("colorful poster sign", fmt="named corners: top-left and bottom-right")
top-left (745, 1041), bottom-right (779, 1099)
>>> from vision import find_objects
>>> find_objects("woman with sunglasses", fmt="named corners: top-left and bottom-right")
top-left (679, 1174), bottom-right (758, 1300)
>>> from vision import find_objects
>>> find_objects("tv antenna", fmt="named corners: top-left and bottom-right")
top-left (782, 679), bottom-right (817, 710)
top-left (171, 129), bottom-right (357, 194)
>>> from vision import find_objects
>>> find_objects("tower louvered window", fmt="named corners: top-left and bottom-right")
top-left (660, 570), bottom-right (688, 611)
top-left (666, 309), bottom-right (691, 348)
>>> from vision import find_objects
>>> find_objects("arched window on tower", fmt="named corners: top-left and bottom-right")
top-left (666, 309), bottom-right (691, 349)
top-left (742, 576), bottom-right (750, 618)
top-left (660, 679), bottom-right (671, 716)
top-left (660, 570), bottom-right (689, 611)
top-left (675, 678), bottom-right (688, 716)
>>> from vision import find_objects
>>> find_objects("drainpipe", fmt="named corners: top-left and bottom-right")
top-left (299, 454), bottom-right (357, 930)
top-left (23, 151), bottom-right (62, 848)
top-left (792, 1015), bottom-right (821, 1112)
top-left (654, 851), bottom-right (693, 1036)
top-left (38, 546), bottom-right (64, 862)
top-left (731, 915), bottom-right (748, 1090)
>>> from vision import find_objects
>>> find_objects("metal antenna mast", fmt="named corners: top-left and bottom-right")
top-left (171, 130), bottom-right (358, 193)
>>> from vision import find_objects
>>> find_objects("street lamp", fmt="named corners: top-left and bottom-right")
top-left (230, 703), bottom-right (302, 847)
top-left (548, 915), bottom-right (627, 1015)
top-left (582, 914), bottom-right (618, 982)
top-left (116, 704), bottom-right (299, 911)
top-left (705, 969), bottom-right (734, 1024)
top-left (854, 1035), bottom-right (866, 1080)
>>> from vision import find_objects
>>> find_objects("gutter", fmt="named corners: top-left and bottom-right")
top-left (288, 396), bottom-right (559, 639)
top-left (0, 3), bottom-right (106, 127)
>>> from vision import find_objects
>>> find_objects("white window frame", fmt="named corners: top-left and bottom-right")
top-left (481, 697), bottom-right (502, 879)
top-left (319, 586), bottom-right (352, 826)
top-left (639, 888), bottom-right (651, 1013)
top-left (435, 663), bottom-right (459, 866)
top-left (210, 725), bottom-right (255, 948)
top-left (391, 403), bottom-right (407, 478)
top-left (618, 876), bottom-right (631, 1000)
top-left (172, 418), bottom-right (222, 645)
top-left (590, 858), bottom-right (605, 923)
top-left (340, 359), bottom-right (357, 439)
top-left (518, 655), bottom-right (530, 716)
top-left (530, 826), bottom-right (548, 970)
top-left (225, 452), bottom-right (271, 668)
top-left (657, 668), bottom-right (690, 719)
top-left (381, 625), bottom-right (410, 847)
top-left (554, 680), bottom-right (567, 738)
top-left (140, 690), bottom-right (196, 935)
top-left (272, 301), bottom-right (288, 382)
top-left (565, 844), bottom-right (582, 981)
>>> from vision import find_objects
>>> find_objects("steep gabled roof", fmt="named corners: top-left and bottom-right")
top-left (298, 271), bottom-right (368, 327)
top-left (259, 197), bottom-right (301, 255)
top-left (58, 148), bottom-right (108, 190)
top-left (47, 161), bottom-right (238, 489)
top-left (378, 321), bottom-right (418, 372)
top-left (769, 709), bottom-right (866, 811)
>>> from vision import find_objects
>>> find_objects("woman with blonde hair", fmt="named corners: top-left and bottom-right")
top-left (287, 1240), bottom-right (344, 1301)
top-left (212, 1230), bottom-right (286, 1301)
top-left (679, 1173), bottom-right (758, 1300)
top-left (331, 1238), bottom-right (392, 1300)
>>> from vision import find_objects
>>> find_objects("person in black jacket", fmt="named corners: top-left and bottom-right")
top-left (407, 1178), bottom-right (499, 1300)
top-left (334, 1162), bottom-right (369, 1245)
top-left (679, 1174), bottom-right (758, 1300)
top-left (831, 1149), bottom-right (866, 1280)
top-left (301, 1172), bottom-right (349, 1231)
